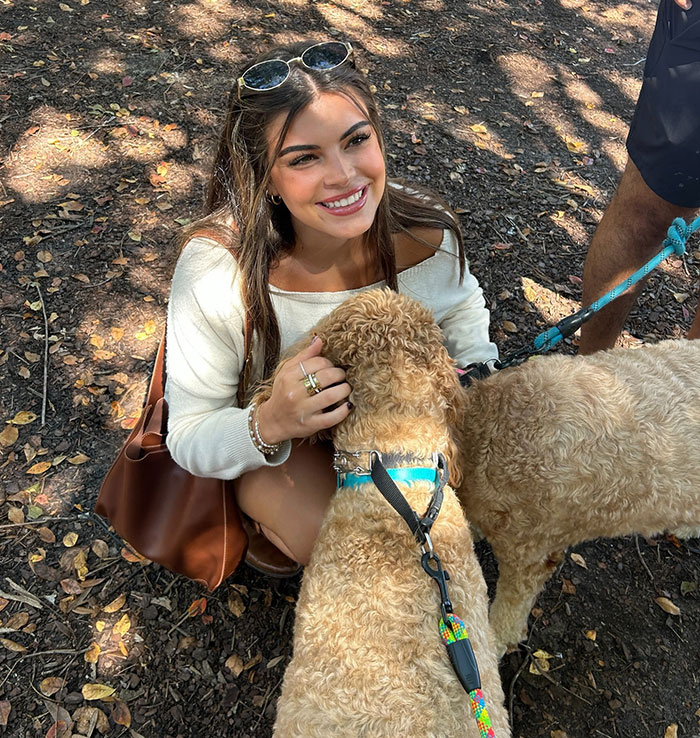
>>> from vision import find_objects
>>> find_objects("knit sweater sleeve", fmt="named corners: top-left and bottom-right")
top-left (164, 238), bottom-right (290, 479)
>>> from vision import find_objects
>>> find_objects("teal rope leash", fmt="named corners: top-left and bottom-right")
top-left (495, 216), bottom-right (700, 369)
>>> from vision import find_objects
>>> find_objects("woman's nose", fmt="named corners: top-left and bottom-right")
top-left (323, 152), bottom-right (352, 188)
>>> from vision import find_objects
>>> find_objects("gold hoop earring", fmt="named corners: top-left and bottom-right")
top-left (267, 192), bottom-right (282, 205)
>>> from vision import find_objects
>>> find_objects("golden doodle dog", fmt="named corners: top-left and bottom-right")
top-left (258, 289), bottom-right (511, 738)
top-left (456, 338), bottom-right (700, 654)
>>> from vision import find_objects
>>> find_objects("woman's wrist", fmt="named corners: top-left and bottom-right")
top-left (247, 402), bottom-right (282, 455)
top-left (254, 400), bottom-right (284, 447)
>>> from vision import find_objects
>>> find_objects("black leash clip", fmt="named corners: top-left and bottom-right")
top-left (421, 550), bottom-right (453, 623)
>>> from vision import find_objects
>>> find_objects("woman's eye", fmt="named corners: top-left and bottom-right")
top-left (348, 133), bottom-right (370, 147)
top-left (289, 154), bottom-right (316, 167)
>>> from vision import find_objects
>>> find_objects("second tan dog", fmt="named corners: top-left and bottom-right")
top-left (263, 289), bottom-right (511, 738)
top-left (456, 339), bottom-right (700, 654)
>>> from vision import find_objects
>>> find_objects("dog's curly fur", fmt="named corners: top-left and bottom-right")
top-left (259, 289), bottom-right (510, 738)
top-left (455, 339), bottom-right (700, 653)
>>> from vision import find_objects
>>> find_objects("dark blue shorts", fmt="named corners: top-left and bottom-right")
top-left (627, 0), bottom-right (700, 207)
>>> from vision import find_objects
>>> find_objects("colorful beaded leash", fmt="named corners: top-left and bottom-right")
top-left (422, 549), bottom-right (496, 738)
top-left (440, 614), bottom-right (495, 738)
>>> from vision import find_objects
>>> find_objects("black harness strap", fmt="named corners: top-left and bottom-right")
top-left (369, 452), bottom-right (449, 546)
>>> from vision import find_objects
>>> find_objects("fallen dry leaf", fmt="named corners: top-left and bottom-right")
top-left (225, 653), bottom-right (244, 677)
top-left (63, 532), bottom-right (78, 547)
top-left (60, 578), bottom-right (83, 595)
top-left (44, 719), bottom-right (71, 738)
top-left (228, 590), bottom-right (246, 617)
top-left (0, 425), bottom-right (19, 447)
top-left (243, 651), bottom-right (262, 671)
top-left (27, 461), bottom-right (51, 475)
top-left (111, 700), bottom-right (131, 727)
top-left (38, 527), bottom-right (56, 543)
top-left (656, 597), bottom-right (680, 616)
top-left (0, 700), bottom-right (9, 727)
top-left (664, 725), bottom-right (678, 738)
top-left (9, 410), bottom-right (37, 425)
top-left (121, 547), bottom-right (147, 563)
top-left (4, 612), bottom-right (29, 630)
top-left (7, 507), bottom-right (24, 524)
top-left (81, 683), bottom-right (115, 701)
top-left (0, 638), bottom-right (27, 653)
top-left (103, 593), bottom-right (126, 613)
top-left (187, 597), bottom-right (207, 617)
top-left (561, 578), bottom-right (577, 595)
top-left (91, 539), bottom-right (109, 558)
top-left (39, 677), bottom-right (66, 696)
top-left (113, 613), bottom-right (131, 636)
top-left (570, 552), bottom-right (587, 569)
top-left (73, 706), bottom-right (109, 734)
top-left (84, 642), bottom-right (101, 663)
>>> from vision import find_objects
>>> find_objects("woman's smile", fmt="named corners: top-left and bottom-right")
top-left (317, 185), bottom-right (369, 214)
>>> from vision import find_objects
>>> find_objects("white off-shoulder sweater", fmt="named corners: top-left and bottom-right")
top-left (164, 230), bottom-right (498, 480)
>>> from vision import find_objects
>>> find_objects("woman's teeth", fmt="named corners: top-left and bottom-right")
top-left (321, 187), bottom-right (365, 209)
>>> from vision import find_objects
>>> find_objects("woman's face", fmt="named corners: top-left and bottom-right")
top-left (266, 90), bottom-right (386, 246)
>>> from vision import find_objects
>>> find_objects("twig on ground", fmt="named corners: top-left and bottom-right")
top-left (0, 517), bottom-right (74, 529)
top-left (635, 535), bottom-right (654, 582)
top-left (521, 643), bottom-right (593, 705)
top-left (32, 282), bottom-right (49, 426)
top-left (508, 611), bottom-right (541, 723)
top-left (19, 647), bottom-right (90, 660)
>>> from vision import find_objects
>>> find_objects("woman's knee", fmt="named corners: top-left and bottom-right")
top-left (234, 439), bottom-right (335, 565)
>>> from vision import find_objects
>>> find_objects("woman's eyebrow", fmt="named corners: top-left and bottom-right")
top-left (278, 121), bottom-right (370, 158)
top-left (340, 120), bottom-right (370, 140)
top-left (279, 143), bottom-right (320, 157)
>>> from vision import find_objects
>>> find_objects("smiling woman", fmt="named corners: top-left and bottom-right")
top-left (162, 39), bottom-right (499, 577)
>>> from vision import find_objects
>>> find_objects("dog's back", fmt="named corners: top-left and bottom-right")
top-left (460, 338), bottom-right (700, 546)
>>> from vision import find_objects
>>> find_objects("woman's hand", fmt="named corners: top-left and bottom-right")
top-left (255, 336), bottom-right (352, 444)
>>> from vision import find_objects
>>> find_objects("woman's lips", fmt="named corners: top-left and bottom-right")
top-left (316, 186), bottom-right (369, 216)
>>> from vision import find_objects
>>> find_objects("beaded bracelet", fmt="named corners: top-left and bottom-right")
top-left (247, 403), bottom-right (281, 456)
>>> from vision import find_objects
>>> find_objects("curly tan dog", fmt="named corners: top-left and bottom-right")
top-left (456, 339), bottom-right (700, 654)
top-left (260, 289), bottom-right (510, 738)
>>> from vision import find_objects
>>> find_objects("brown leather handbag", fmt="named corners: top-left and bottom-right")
top-left (95, 318), bottom-right (252, 591)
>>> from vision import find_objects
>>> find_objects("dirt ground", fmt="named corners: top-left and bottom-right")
top-left (1, 0), bottom-right (700, 736)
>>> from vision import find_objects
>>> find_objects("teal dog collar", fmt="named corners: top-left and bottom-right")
top-left (338, 466), bottom-right (439, 489)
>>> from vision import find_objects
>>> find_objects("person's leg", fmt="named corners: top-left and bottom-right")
top-left (234, 439), bottom-right (336, 566)
top-left (579, 159), bottom-right (697, 354)
top-left (687, 305), bottom-right (700, 340)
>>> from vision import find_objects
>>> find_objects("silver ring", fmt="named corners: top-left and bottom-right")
top-left (299, 360), bottom-right (308, 378)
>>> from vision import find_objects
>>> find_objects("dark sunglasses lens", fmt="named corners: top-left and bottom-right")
top-left (242, 60), bottom-right (289, 90)
top-left (302, 42), bottom-right (349, 70)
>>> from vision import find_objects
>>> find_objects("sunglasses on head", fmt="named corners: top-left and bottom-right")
top-left (237, 41), bottom-right (354, 100)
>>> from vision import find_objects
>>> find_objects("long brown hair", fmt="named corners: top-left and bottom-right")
top-left (179, 40), bottom-right (467, 379)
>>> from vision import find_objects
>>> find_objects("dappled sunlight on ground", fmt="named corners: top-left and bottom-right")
top-left (172, 0), bottom-right (250, 39)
